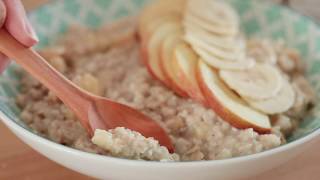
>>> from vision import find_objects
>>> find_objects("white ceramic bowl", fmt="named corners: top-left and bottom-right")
top-left (1, 0), bottom-right (320, 179)
top-left (2, 112), bottom-right (320, 180)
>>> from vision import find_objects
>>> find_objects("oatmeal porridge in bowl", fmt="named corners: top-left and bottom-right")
top-left (1, 0), bottom-right (320, 179)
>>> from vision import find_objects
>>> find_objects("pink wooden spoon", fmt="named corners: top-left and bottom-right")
top-left (0, 28), bottom-right (174, 152)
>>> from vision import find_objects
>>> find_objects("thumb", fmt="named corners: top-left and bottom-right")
top-left (0, 0), bottom-right (6, 28)
top-left (4, 0), bottom-right (38, 47)
top-left (0, 1), bottom-right (9, 74)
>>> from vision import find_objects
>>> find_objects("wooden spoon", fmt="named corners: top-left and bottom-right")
top-left (0, 29), bottom-right (174, 152)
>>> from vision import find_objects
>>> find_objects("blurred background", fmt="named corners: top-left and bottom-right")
top-left (22, 0), bottom-right (320, 22)
top-left (274, 0), bottom-right (320, 20)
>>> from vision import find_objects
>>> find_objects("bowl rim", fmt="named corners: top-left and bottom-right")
top-left (1, 110), bottom-right (320, 167)
top-left (1, 0), bottom-right (320, 166)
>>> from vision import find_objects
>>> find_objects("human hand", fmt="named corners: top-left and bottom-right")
top-left (0, 0), bottom-right (38, 73)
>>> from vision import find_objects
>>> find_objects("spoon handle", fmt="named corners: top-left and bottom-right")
top-left (0, 29), bottom-right (92, 130)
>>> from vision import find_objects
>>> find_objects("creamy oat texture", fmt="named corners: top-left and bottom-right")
top-left (92, 128), bottom-right (179, 161)
top-left (16, 19), bottom-right (314, 161)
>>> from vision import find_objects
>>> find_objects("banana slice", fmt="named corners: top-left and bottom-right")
top-left (193, 46), bottom-right (254, 70)
top-left (219, 63), bottom-right (283, 100)
top-left (186, 0), bottom-right (239, 29)
top-left (247, 39), bottom-right (277, 65)
top-left (184, 31), bottom-right (245, 61)
top-left (197, 61), bottom-right (271, 133)
top-left (184, 13), bottom-right (238, 36)
top-left (185, 25), bottom-right (245, 52)
top-left (244, 79), bottom-right (295, 114)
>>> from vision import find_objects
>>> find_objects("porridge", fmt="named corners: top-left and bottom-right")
top-left (16, 0), bottom-right (315, 161)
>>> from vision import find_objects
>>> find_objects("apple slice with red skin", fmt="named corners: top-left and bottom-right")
top-left (139, 14), bottom-right (181, 43)
top-left (138, 0), bottom-right (185, 34)
top-left (142, 21), bottom-right (181, 85)
top-left (172, 42), bottom-right (207, 104)
top-left (196, 60), bottom-right (271, 133)
top-left (159, 33), bottom-right (189, 97)
top-left (139, 16), bottom-right (180, 66)
top-left (138, 0), bottom-right (183, 67)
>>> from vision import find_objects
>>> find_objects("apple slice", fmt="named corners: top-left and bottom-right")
top-left (139, 0), bottom-right (185, 34)
top-left (138, 0), bottom-right (184, 62)
top-left (139, 17), bottom-right (180, 66)
top-left (196, 60), bottom-right (271, 133)
top-left (172, 42), bottom-right (207, 104)
top-left (160, 33), bottom-right (189, 97)
top-left (139, 14), bottom-right (181, 43)
top-left (143, 21), bottom-right (181, 83)
top-left (193, 46), bottom-right (255, 70)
